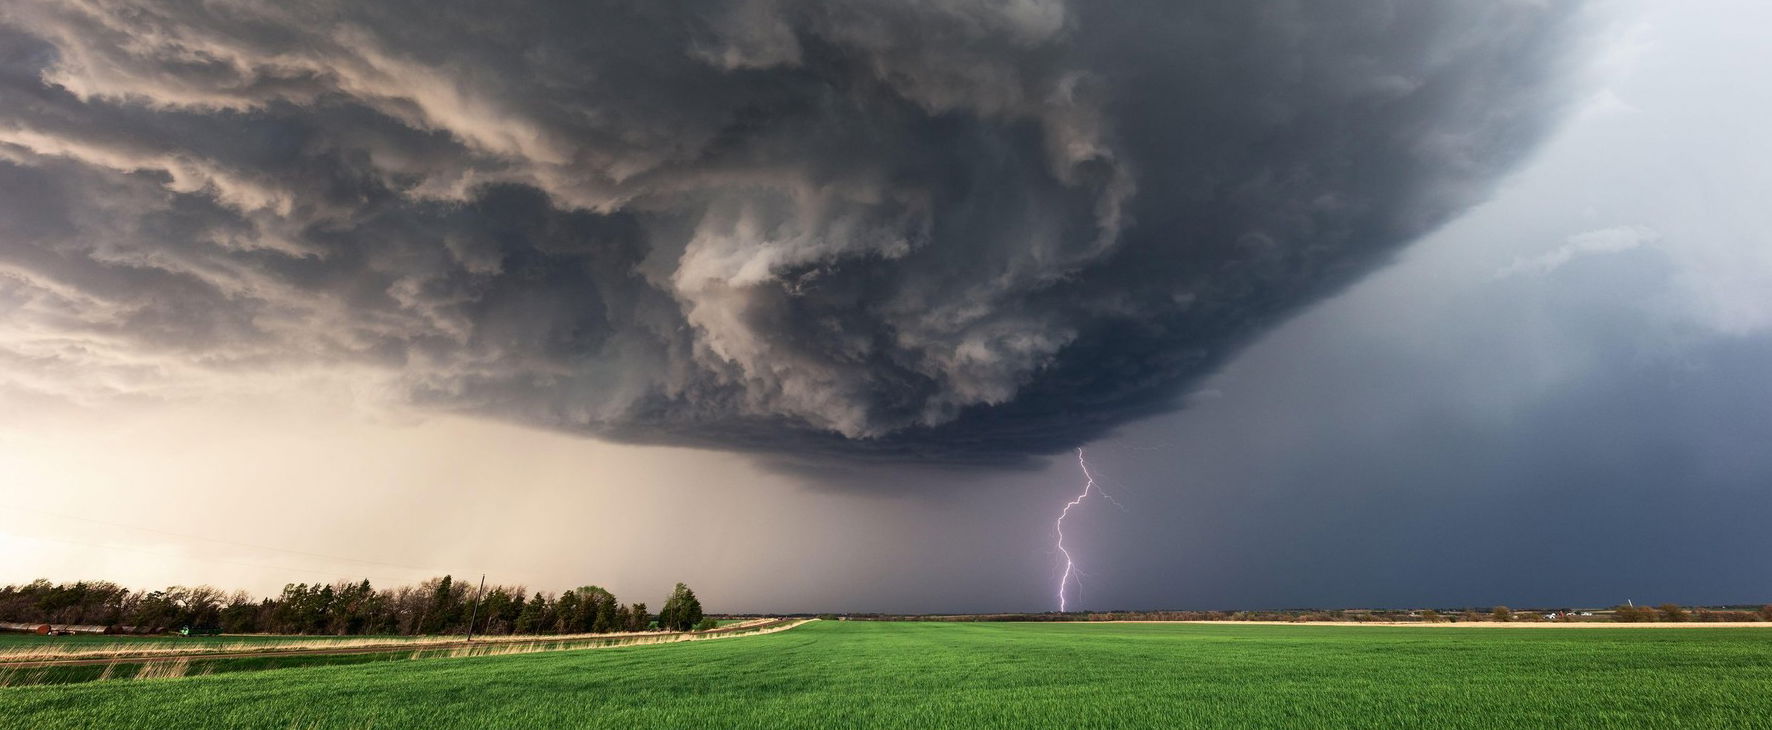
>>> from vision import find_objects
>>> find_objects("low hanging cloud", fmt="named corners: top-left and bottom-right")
top-left (1497, 225), bottom-right (1661, 278)
top-left (0, 1), bottom-right (1585, 462)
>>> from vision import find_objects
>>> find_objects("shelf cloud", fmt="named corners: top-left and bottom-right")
top-left (0, 1), bottom-right (1584, 462)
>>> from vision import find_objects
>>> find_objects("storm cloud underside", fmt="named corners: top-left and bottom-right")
top-left (0, 1), bottom-right (1583, 461)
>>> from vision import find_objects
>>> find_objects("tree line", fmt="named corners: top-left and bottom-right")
top-left (1610, 603), bottom-right (1768, 623)
top-left (0, 577), bottom-right (708, 635)
top-left (838, 604), bottom-right (1772, 623)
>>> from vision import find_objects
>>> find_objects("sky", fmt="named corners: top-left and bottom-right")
top-left (1, 0), bottom-right (1767, 614)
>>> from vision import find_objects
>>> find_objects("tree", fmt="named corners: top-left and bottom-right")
top-left (553, 589), bottom-right (581, 634)
top-left (574, 586), bottom-right (619, 634)
top-left (477, 587), bottom-right (515, 635)
top-left (658, 583), bottom-right (703, 631)
top-left (1658, 604), bottom-right (1688, 622)
top-left (1490, 606), bottom-right (1512, 622)
top-left (419, 576), bottom-right (459, 634)
top-left (329, 580), bottom-right (375, 635)
top-left (218, 591), bottom-right (261, 633)
top-left (497, 591), bottom-right (526, 635)
top-left (392, 585), bottom-right (425, 635)
top-left (515, 593), bottom-right (550, 634)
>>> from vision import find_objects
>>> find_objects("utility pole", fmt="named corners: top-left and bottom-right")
top-left (465, 574), bottom-right (486, 642)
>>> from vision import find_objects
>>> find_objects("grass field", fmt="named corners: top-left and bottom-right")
top-left (3, 621), bottom-right (1769, 728)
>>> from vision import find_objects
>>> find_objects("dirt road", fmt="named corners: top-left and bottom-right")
top-left (0, 618), bottom-right (806, 670)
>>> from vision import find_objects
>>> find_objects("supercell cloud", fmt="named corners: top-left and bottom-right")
top-left (0, 1), bottom-right (1582, 461)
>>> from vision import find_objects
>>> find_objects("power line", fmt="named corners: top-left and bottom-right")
top-left (8, 507), bottom-right (578, 592)
top-left (10, 505), bottom-right (441, 573)
top-left (4, 531), bottom-right (410, 584)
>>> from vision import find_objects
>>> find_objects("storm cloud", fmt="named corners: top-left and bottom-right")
top-left (0, 1), bottom-right (1585, 462)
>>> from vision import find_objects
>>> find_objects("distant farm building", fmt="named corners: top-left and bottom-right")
top-left (0, 622), bottom-right (108, 635)
top-left (0, 622), bottom-right (44, 633)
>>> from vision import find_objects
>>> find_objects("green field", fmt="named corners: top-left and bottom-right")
top-left (3, 621), bottom-right (1770, 728)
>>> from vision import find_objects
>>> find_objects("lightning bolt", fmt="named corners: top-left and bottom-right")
top-left (1055, 447), bottom-right (1115, 613)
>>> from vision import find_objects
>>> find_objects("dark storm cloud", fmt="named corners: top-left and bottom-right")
top-left (0, 1), bottom-right (1584, 461)
top-left (1055, 244), bottom-right (1772, 611)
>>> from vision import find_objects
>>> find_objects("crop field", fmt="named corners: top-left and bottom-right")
top-left (3, 621), bottom-right (1770, 729)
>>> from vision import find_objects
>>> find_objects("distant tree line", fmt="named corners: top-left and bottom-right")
top-left (0, 577), bottom-right (709, 635)
top-left (838, 605), bottom-right (1772, 624)
top-left (1611, 603), bottom-right (1767, 623)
